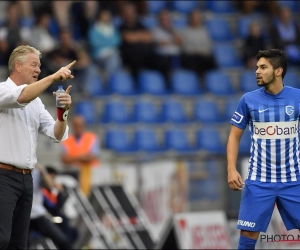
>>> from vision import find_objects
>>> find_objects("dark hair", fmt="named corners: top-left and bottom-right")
top-left (256, 49), bottom-right (287, 79)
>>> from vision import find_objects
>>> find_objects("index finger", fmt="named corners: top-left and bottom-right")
top-left (65, 60), bottom-right (76, 69)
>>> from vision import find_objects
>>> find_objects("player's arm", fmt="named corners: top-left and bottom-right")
top-left (17, 61), bottom-right (76, 104)
top-left (227, 125), bottom-right (245, 191)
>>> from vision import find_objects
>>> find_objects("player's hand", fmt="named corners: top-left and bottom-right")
top-left (51, 60), bottom-right (76, 82)
top-left (228, 169), bottom-right (244, 191)
top-left (53, 85), bottom-right (72, 110)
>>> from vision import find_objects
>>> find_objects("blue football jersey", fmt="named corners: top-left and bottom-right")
top-left (231, 86), bottom-right (300, 182)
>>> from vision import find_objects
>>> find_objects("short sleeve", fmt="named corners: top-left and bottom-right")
top-left (230, 94), bottom-right (250, 130)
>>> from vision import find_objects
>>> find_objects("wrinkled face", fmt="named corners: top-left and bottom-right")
top-left (256, 57), bottom-right (276, 87)
top-left (17, 53), bottom-right (41, 84)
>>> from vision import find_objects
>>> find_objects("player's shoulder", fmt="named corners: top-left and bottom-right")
top-left (242, 88), bottom-right (263, 99)
top-left (283, 85), bottom-right (300, 93)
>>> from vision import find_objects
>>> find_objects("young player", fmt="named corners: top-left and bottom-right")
top-left (227, 49), bottom-right (300, 249)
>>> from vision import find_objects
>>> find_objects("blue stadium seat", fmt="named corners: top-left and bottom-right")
top-left (134, 99), bottom-right (163, 123)
top-left (240, 70), bottom-right (259, 92)
top-left (101, 99), bottom-right (133, 123)
top-left (140, 15), bottom-right (158, 29)
top-left (75, 101), bottom-right (97, 125)
top-left (135, 127), bottom-right (165, 152)
top-left (108, 70), bottom-right (136, 95)
top-left (147, 1), bottom-right (167, 14)
top-left (84, 72), bottom-right (106, 96)
top-left (278, 1), bottom-right (299, 11)
top-left (162, 98), bottom-right (190, 123)
top-left (238, 15), bottom-right (256, 39)
top-left (205, 18), bottom-right (233, 41)
top-left (204, 70), bottom-right (235, 95)
top-left (224, 97), bottom-right (240, 121)
top-left (138, 70), bottom-right (167, 95)
top-left (283, 70), bottom-right (299, 88)
top-left (165, 127), bottom-right (196, 152)
top-left (213, 43), bottom-right (243, 67)
top-left (239, 129), bottom-right (251, 154)
top-left (194, 98), bottom-right (224, 123)
top-left (197, 127), bottom-right (225, 153)
top-left (105, 128), bottom-right (136, 153)
top-left (172, 15), bottom-right (188, 29)
top-left (206, 0), bottom-right (235, 13)
top-left (171, 1), bottom-right (199, 13)
top-left (170, 69), bottom-right (202, 95)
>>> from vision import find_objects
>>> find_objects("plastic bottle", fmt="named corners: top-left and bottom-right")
top-left (56, 86), bottom-right (65, 108)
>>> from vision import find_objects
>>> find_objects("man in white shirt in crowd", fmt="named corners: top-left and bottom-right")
top-left (0, 45), bottom-right (75, 249)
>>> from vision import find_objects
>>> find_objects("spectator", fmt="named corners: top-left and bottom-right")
top-left (0, 2), bottom-right (31, 66)
top-left (180, 10), bottom-right (217, 78)
top-left (270, 6), bottom-right (300, 65)
top-left (52, 1), bottom-right (98, 41)
top-left (88, 10), bottom-right (122, 79)
top-left (30, 13), bottom-right (57, 54)
top-left (243, 21), bottom-right (266, 69)
top-left (47, 28), bottom-right (91, 94)
top-left (119, 2), bottom-right (154, 83)
top-left (28, 163), bottom-right (71, 249)
top-left (151, 9), bottom-right (183, 86)
top-left (42, 166), bottom-right (78, 246)
top-left (61, 115), bottom-right (101, 196)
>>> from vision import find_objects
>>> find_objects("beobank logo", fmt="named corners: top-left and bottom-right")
top-left (253, 121), bottom-right (298, 139)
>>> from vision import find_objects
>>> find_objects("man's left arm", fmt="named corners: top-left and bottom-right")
top-left (53, 85), bottom-right (72, 140)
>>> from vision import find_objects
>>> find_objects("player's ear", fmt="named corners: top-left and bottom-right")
top-left (276, 67), bottom-right (283, 77)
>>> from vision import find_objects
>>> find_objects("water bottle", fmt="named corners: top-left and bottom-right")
top-left (56, 85), bottom-right (65, 108)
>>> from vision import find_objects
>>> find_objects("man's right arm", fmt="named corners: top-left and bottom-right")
top-left (227, 125), bottom-right (245, 191)
top-left (17, 61), bottom-right (76, 104)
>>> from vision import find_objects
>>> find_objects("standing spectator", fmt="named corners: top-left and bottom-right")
top-left (270, 6), bottom-right (300, 65)
top-left (243, 21), bottom-right (266, 69)
top-left (151, 9), bottom-right (183, 86)
top-left (61, 115), bottom-right (101, 196)
top-left (0, 2), bottom-right (31, 66)
top-left (180, 10), bottom-right (217, 78)
top-left (48, 28), bottom-right (91, 94)
top-left (119, 2), bottom-right (154, 82)
top-left (88, 10), bottom-right (122, 79)
top-left (28, 163), bottom-right (71, 249)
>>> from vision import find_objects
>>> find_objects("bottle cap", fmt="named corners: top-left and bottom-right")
top-left (58, 85), bottom-right (63, 89)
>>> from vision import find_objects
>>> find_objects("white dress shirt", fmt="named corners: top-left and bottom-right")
top-left (0, 77), bottom-right (69, 169)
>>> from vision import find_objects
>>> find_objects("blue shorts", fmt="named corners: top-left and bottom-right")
top-left (237, 179), bottom-right (300, 232)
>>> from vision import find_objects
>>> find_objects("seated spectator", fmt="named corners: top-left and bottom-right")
top-left (180, 10), bottom-right (217, 78)
top-left (47, 28), bottom-right (91, 94)
top-left (151, 9), bottom-right (183, 87)
top-left (52, 1), bottom-right (98, 40)
top-left (42, 166), bottom-right (78, 246)
top-left (88, 10), bottom-right (122, 79)
top-left (0, 2), bottom-right (31, 66)
top-left (119, 2), bottom-right (154, 83)
top-left (243, 21), bottom-right (266, 69)
top-left (28, 163), bottom-right (72, 249)
top-left (270, 6), bottom-right (300, 65)
top-left (30, 13), bottom-right (57, 54)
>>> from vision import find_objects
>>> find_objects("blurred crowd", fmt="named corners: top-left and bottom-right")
top-left (0, 0), bottom-right (299, 94)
